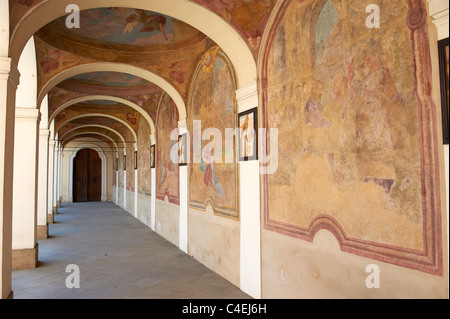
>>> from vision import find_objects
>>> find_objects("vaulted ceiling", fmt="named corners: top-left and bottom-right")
top-left (9, 1), bottom-right (276, 147)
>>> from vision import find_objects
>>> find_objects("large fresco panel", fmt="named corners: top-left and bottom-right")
top-left (261, 0), bottom-right (442, 274)
top-left (188, 49), bottom-right (238, 218)
top-left (156, 94), bottom-right (180, 204)
top-left (138, 116), bottom-right (152, 195)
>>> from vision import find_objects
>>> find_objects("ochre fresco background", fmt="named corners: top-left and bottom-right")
top-left (137, 116), bottom-right (152, 195)
top-left (156, 94), bottom-right (180, 204)
top-left (189, 48), bottom-right (238, 218)
top-left (261, 0), bottom-right (442, 274)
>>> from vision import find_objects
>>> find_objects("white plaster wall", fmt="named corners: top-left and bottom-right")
top-left (112, 185), bottom-right (117, 204)
top-left (136, 192), bottom-right (152, 227)
top-left (117, 187), bottom-right (124, 210)
top-left (126, 189), bottom-right (135, 216)
top-left (262, 228), bottom-right (448, 298)
top-left (188, 206), bottom-right (240, 288)
top-left (155, 199), bottom-right (180, 248)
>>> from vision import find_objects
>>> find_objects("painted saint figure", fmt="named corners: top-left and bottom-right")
top-left (124, 9), bottom-right (169, 41)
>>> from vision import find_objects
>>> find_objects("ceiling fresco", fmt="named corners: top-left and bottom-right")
top-left (51, 8), bottom-right (203, 49)
top-left (9, 1), bottom-right (270, 155)
top-left (54, 103), bottom-right (142, 133)
top-left (69, 72), bottom-right (151, 87)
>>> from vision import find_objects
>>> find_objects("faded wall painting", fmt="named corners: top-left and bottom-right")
top-left (137, 116), bottom-right (152, 195)
top-left (188, 48), bottom-right (238, 218)
top-left (261, 0), bottom-right (442, 274)
top-left (156, 94), bottom-right (180, 204)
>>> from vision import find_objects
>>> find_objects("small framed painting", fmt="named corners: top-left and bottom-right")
top-left (238, 108), bottom-right (258, 161)
top-left (150, 145), bottom-right (155, 168)
top-left (178, 133), bottom-right (187, 166)
top-left (134, 151), bottom-right (138, 170)
top-left (438, 38), bottom-right (449, 144)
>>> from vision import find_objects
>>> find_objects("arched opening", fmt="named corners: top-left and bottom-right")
top-left (73, 148), bottom-right (102, 202)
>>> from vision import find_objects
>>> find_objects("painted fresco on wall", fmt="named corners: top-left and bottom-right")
top-left (137, 117), bottom-right (152, 195)
top-left (156, 94), bottom-right (180, 204)
top-left (189, 49), bottom-right (238, 218)
top-left (261, 0), bottom-right (442, 274)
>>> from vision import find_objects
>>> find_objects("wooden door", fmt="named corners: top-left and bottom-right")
top-left (73, 149), bottom-right (101, 202)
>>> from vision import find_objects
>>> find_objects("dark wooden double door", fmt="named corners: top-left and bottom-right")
top-left (73, 149), bottom-right (101, 202)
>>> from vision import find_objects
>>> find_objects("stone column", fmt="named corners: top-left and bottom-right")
top-left (12, 108), bottom-right (40, 270)
top-left (58, 145), bottom-right (63, 208)
top-left (0, 57), bottom-right (20, 299)
top-left (47, 136), bottom-right (55, 224)
top-left (178, 120), bottom-right (188, 253)
top-left (150, 135), bottom-right (156, 231)
top-left (52, 138), bottom-right (59, 215)
top-left (37, 128), bottom-right (50, 239)
top-left (236, 82), bottom-right (261, 299)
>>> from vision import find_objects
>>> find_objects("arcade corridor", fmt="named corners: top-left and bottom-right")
top-left (12, 202), bottom-right (249, 299)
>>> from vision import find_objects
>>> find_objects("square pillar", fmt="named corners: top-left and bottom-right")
top-left (150, 135), bottom-right (156, 231)
top-left (0, 56), bottom-right (20, 299)
top-left (236, 82), bottom-right (262, 299)
top-left (178, 120), bottom-right (188, 253)
top-left (37, 129), bottom-right (50, 239)
top-left (12, 107), bottom-right (40, 270)
top-left (47, 138), bottom-right (55, 224)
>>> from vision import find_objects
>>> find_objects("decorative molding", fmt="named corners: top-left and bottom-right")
top-left (428, 0), bottom-right (449, 39)
top-left (235, 81), bottom-right (258, 113)
top-left (0, 57), bottom-right (20, 89)
top-left (15, 107), bottom-right (40, 121)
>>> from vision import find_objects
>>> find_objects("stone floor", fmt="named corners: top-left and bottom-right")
top-left (12, 202), bottom-right (250, 299)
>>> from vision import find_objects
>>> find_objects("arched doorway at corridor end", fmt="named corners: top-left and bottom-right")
top-left (73, 149), bottom-right (102, 202)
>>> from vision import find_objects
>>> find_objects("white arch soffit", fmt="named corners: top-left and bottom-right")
top-left (63, 132), bottom-right (119, 151)
top-left (49, 95), bottom-right (156, 134)
top-left (60, 124), bottom-right (126, 147)
top-left (10, 0), bottom-right (256, 89)
top-left (57, 113), bottom-right (138, 144)
top-left (68, 142), bottom-right (108, 202)
top-left (38, 62), bottom-right (185, 120)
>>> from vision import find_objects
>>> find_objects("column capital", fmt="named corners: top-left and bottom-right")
top-left (178, 118), bottom-right (187, 134)
top-left (0, 57), bottom-right (20, 89)
top-left (39, 129), bottom-right (51, 139)
top-left (235, 81), bottom-right (258, 113)
top-left (428, 0), bottom-right (449, 39)
top-left (15, 107), bottom-right (40, 121)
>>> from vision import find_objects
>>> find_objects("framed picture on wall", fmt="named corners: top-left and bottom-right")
top-left (439, 38), bottom-right (449, 144)
top-left (134, 151), bottom-right (138, 170)
top-left (238, 108), bottom-right (258, 161)
top-left (150, 145), bottom-right (155, 168)
top-left (178, 133), bottom-right (187, 166)
top-left (123, 155), bottom-right (126, 171)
